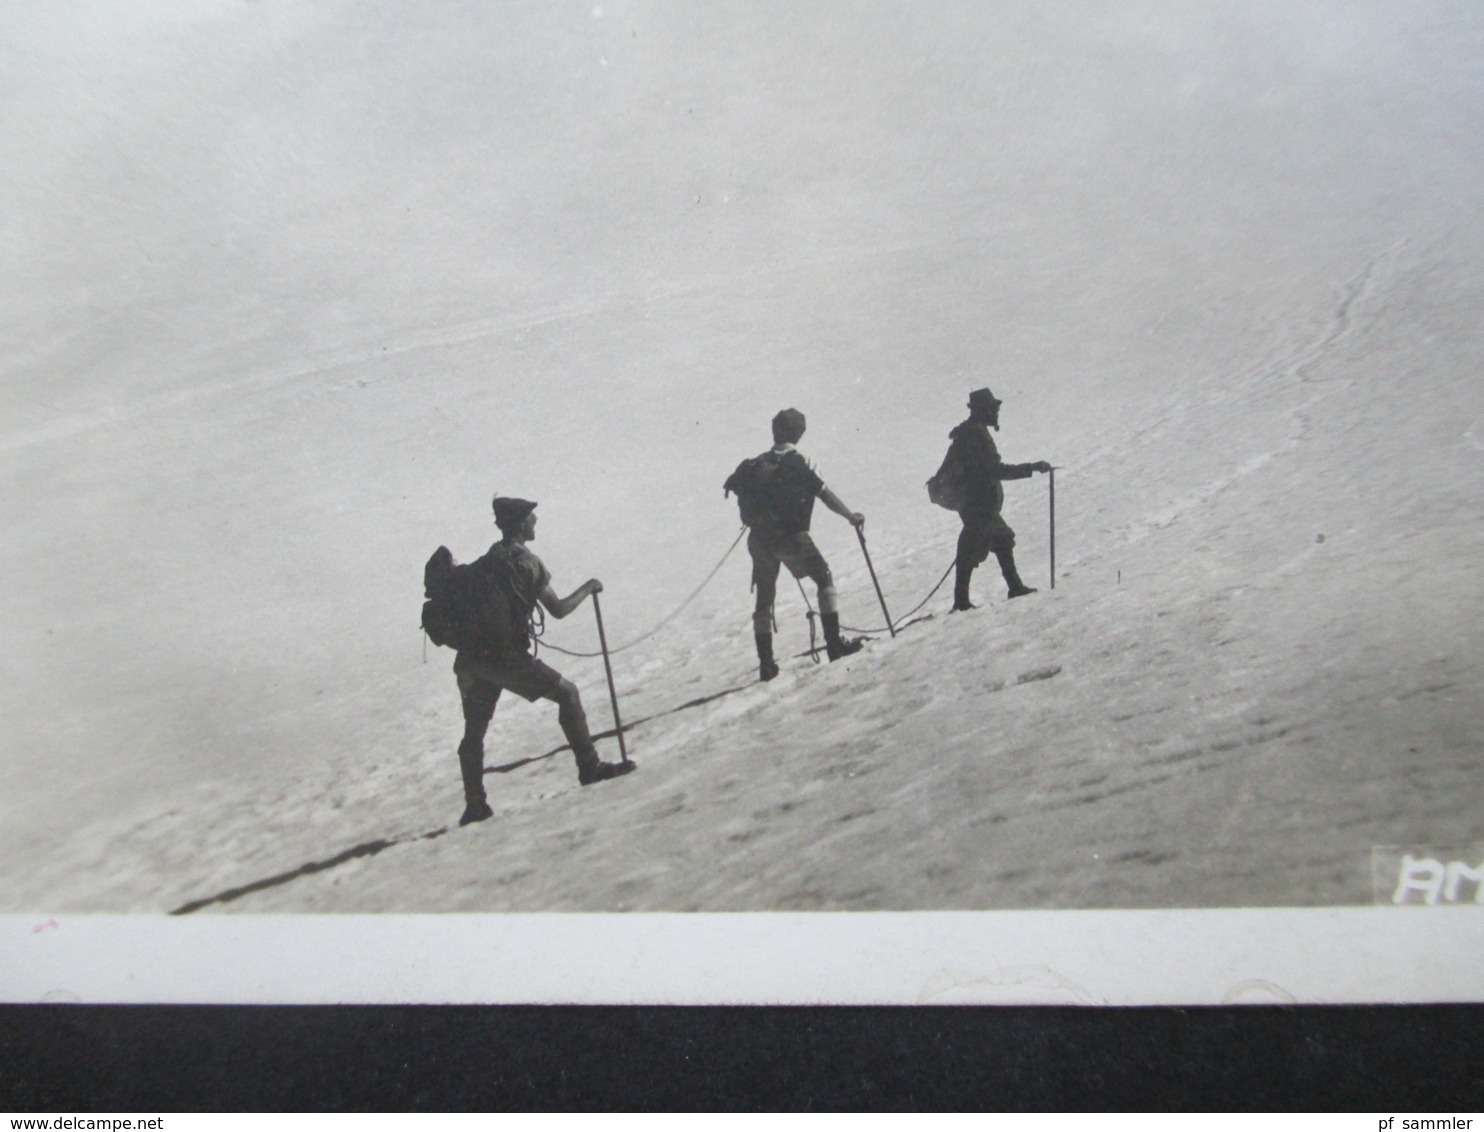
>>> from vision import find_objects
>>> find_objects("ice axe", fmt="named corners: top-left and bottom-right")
top-left (855, 525), bottom-right (896, 637)
top-left (1048, 466), bottom-right (1057, 591)
top-left (591, 591), bottom-right (631, 765)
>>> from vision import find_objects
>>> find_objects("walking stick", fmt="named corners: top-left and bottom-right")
top-left (855, 526), bottom-right (897, 637)
top-left (591, 591), bottom-right (630, 765)
top-left (1049, 467), bottom-right (1057, 591)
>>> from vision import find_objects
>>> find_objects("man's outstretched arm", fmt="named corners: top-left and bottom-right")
top-left (819, 486), bottom-right (865, 528)
top-left (999, 459), bottom-right (1053, 479)
top-left (539, 578), bottom-right (603, 620)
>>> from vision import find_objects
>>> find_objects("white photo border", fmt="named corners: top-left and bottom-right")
top-left (4, 908), bottom-right (1482, 1005)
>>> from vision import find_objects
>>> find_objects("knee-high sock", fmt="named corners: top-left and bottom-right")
top-left (457, 738), bottom-right (487, 805)
top-left (821, 610), bottom-right (844, 647)
top-left (559, 696), bottom-right (599, 763)
top-left (954, 560), bottom-right (976, 607)
top-left (995, 547), bottom-right (1025, 590)
top-left (457, 689), bottom-right (497, 804)
top-left (755, 632), bottom-right (775, 665)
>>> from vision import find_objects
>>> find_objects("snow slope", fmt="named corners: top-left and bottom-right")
top-left (1, 2), bottom-right (1481, 911)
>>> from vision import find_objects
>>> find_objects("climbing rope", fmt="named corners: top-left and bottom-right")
top-left (787, 555), bottom-right (953, 658)
top-left (426, 533), bottom-right (958, 664)
top-left (839, 556), bottom-right (955, 635)
top-left (794, 575), bottom-right (822, 664)
top-left (879, 556), bottom-right (955, 625)
top-left (536, 527), bottom-right (748, 658)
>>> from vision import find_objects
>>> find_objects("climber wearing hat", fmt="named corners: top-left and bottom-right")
top-left (947, 388), bottom-right (1052, 610)
top-left (450, 495), bottom-right (634, 826)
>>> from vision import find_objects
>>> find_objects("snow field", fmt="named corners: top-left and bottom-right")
top-left (2, 3), bottom-right (1481, 913)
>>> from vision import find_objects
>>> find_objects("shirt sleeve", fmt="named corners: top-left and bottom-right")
top-left (797, 454), bottom-right (826, 496)
top-left (990, 453), bottom-right (1035, 480)
top-left (529, 554), bottom-right (552, 597)
top-left (509, 549), bottom-right (551, 607)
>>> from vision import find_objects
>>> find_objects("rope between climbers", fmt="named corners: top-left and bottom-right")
top-left (538, 532), bottom-right (953, 658)
top-left (536, 527), bottom-right (748, 658)
top-left (840, 557), bottom-right (955, 635)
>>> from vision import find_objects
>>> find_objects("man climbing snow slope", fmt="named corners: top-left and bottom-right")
top-left (725, 408), bottom-right (868, 682)
top-left (449, 496), bottom-right (634, 826)
top-left (947, 388), bottom-right (1052, 610)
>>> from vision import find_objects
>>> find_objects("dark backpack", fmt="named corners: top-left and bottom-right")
top-left (421, 545), bottom-right (525, 656)
top-left (927, 444), bottom-right (968, 512)
top-left (723, 455), bottom-right (772, 530)
top-left (724, 451), bottom-right (815, 536)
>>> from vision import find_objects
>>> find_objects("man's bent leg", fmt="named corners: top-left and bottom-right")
top-left (995, 547), bottom-right (1035, 596)
top-left (546, 677), bottom-right (636, 785)
top-left (991, 524), bottom-right (1036, 598)
top-left (552, 677), bottom-right (597, 762)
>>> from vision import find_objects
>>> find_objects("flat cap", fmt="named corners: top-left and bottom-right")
top-left (492, 496), bottom-right (538, 529)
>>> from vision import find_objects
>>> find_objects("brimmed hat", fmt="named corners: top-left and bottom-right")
top-left (492, 496), bottom-right (538, 530)
top-left (968, 387), bottom-right (1002, 411)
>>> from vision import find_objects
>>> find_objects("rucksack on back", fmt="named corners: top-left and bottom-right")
top-left (422, 546), bottom-right (461, 647)
top-left (724, 451), bottom-right (815, 535)
top-left (723, 455), bottom-right (773, 530)
top-left (421, 545), bottom-right (524, 656)
top-left (927, 445), bottom-right (967, 512)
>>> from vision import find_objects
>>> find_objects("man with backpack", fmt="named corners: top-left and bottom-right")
top-left (435, 496), bottom-right (635, 827)
top-left (941, 388), bottom-right (1052, 610)
top-left (724, 408), bottom-right (867, 682)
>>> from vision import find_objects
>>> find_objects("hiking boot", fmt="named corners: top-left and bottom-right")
top-left (826, 636), bottom-right (865, 661)
top-left (953, 561), bottom-right (975, 612)
top-left (755, 632), bottom-right (779, 682)
top-left (459, 799), bottom-right (493, 826)
top-left (820, 611), bottom-right (864, 662)
top-left (951, 600), bottom-right (978, 612)
top-left (995, 549), bottom-right (1037, 599)
top-left (578, 759), bottom-right (638, 786)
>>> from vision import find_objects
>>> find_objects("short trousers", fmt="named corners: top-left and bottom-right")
top-left (748, 529), bottom-right (832, 588)
top-left (453, 649), bottom-right (565, 705)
